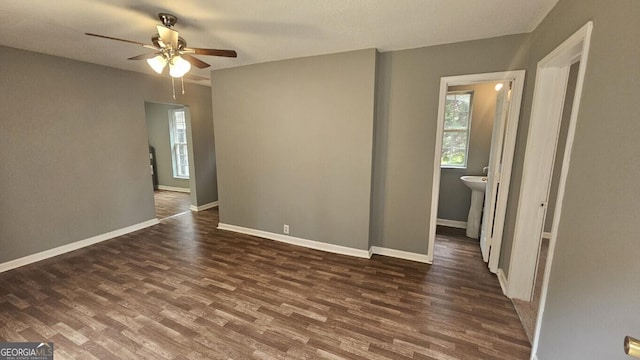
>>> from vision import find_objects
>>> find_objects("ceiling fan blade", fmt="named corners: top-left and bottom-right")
top-left (86, 33), bottom-right (147, 46)
top-left (128, 52), bottom-right (161, 61)
top-left (184, 47), bottom-right (237, 58)
top-left (181, 54), bottom-right (210, 69)
top-left (156, 25), bottom-right (178, 49)
top-left (86, 32), bottom-right (158, 51)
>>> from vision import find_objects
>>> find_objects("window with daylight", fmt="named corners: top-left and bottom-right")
top-left (441, 91), bottom-right (473, 168)
top-left (169, 109), bottom-right (189, 179)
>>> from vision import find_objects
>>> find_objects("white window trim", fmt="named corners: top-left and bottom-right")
top-left (168, 109), bottom-right (190, 180)
top-left (441, 90), bottom-right (474, 169)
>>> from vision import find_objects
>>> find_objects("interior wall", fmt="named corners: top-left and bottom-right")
top-left (145, 102), bottom-right (189, 189)
top-left (0, 45), bottom-right (216, 264)
top-left (2, 6), bottom-right (635, 356)
top-left (371, 34), bottom-right (530, 253)
top-left (211, 49), bottom-right (377, 251)
top-left (184, 92), bottom-right (218, 208)
top-left (438, 82), bottom-right (499, 223)
top-left (499, 0), bottom-right (640, 358)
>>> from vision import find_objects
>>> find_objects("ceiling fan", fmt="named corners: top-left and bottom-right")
top-left (86, 13), bottom-right (237, 80)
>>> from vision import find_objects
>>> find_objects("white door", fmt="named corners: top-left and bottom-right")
top-left (479, 86), bottom-right (511, 262)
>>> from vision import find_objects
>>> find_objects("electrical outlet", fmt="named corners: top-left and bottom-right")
top-left (283, 224), bottom-right (289, 234)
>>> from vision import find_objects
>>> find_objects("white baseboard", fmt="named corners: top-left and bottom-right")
top-left (0, 219), bottom-right (159, 273)
top-left (542, 232), bottom-right (552, 239)
top-left (436, 218), bottom-right (467, 229)
top-left (190, 201), bottom-right (218, 212)
top-left (217, 223), bottom-right (431, 263)
top-left (217, 223), bottom-right (371, 259)
top-left (370, 246), bottom-right (430, 263)
top-left (157, 185), bottom-right (190, 193)
top-left (497, 268), bottom-right (508, 296)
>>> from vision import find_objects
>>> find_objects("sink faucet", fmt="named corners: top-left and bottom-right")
top-left (483, 166), bottom-right (489, 174)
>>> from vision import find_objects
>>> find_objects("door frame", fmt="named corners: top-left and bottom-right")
top-left (427, 70), bottom-right (526, 267)
top-left (144, 102), bottom-right (198, 217)
top-left (515, 22), bottom-right (593, 359)
top-left (508, 22), bottom-right (593, 304)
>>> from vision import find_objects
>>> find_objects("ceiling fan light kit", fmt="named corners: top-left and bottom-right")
top-left (146, 53), bottom-right (191, 78)
top-left (146, 55), bottom-right (167, 74)
top-left (85, 12), bottom-right (237, 98)
top-left (169, 56), bottom-right (191, 78)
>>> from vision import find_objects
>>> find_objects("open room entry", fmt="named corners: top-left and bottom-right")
top-left (508, 22), bottom-right (593, 305)
top-left (427, 71), bottom-right (525, 270)
top-left (144, 101), bottom-right (195, 220)
top-left (504, 21), bottom-right (592, 359)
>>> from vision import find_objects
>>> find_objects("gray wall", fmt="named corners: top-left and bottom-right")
top-left (145, 102), bottom-right (189, 189)
top-left (543, 62), bottom-right (579, 233)
top-left (371, 34), bottom-right (530, 253)
top-left (0, 45), bottom-right (216, 264)
top-left (499, 0), bottom-right (640, 358)
top-left (185, 94), bottom-right (219, 208)
top-left (2, 3), bottom-right (635, 355)
top-left (438, 82), bottom-right (499, 223)
top-left (211, 49), bottom-right (377, 250)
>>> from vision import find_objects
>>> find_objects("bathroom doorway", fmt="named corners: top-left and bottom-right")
top-left (436, 82), bottom-right (504, 234)
top-left (427, 71), bottom-right (526, 271)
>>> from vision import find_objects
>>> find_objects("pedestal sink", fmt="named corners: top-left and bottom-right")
top-left (460, 176), bottom-right (487, 239)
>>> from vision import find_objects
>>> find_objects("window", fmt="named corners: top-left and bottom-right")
top-left (169, 109), bottom-right (189, 179)
top-left (441, 91), bottom-right (473, 168)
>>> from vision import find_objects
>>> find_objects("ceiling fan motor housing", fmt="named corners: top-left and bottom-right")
top-left (151, 35), bottom-right (187, 50)
top-left (158, 13), bottom-right (178, 28)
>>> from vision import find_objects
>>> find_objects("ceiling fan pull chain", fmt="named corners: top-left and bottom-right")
top-left (181, 77), bottom-right (185, 95)
top-left (171, 77), bottom-right (176, 100)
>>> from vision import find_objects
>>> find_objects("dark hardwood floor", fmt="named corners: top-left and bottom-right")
top-left (0, 210), bottom-right (530, 359)
top-left (154, 190), bottom-right (191, 220)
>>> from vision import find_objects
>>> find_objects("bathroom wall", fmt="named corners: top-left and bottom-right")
top-left (437, 82), bottom-right (500, 224)
top-left (371, 33), bottom-right (529, 254)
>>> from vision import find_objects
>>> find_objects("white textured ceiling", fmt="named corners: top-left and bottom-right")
top-left (0, 1), bottom-right (558, 84)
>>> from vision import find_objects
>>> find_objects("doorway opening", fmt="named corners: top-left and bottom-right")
top-left (428, 71), bottom-right (526, 272)
top-left (512, 60), bottom-right (581, 343)
top-left (144, 101), bottom-right (194, 220)
top-left (497, 22), bottom-right (592, 358)
top-left (435, 82), bottom-right (505, 253)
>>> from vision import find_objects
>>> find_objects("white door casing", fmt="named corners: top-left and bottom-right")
top-left (508, 22), bottom-right (593, 304)
top-left (519, 22), bottom-right (593, 360)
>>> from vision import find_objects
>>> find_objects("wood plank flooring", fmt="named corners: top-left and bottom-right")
top-left (0, 210), bottom-right (530, 359)
top-left (512, 238), bottom-right (549, 343)
top-left (154, 190), bottom-right (191, 219)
